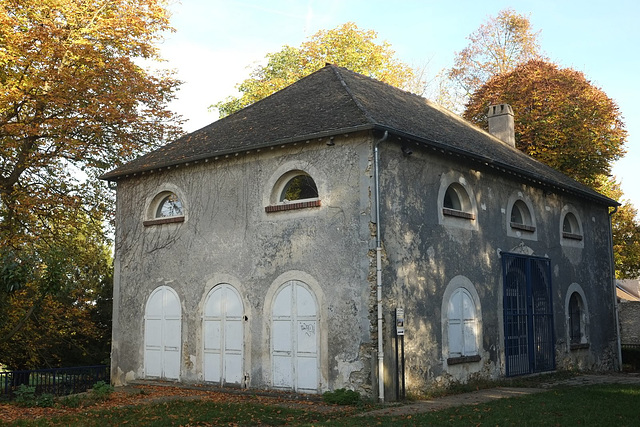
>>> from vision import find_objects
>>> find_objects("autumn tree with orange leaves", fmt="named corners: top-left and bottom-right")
top-left (464, 59), bottom-right (640, 278)
top-left (463, 60), bottom-right (626, 188)
top-left (0, 0), bottom-right (183, 368)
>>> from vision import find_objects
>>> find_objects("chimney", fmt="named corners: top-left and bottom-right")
top-left (487, 104), bottom-right (515, 147)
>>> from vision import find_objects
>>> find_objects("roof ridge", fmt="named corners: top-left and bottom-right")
top-left (329, 65), bottom-right (378, 126)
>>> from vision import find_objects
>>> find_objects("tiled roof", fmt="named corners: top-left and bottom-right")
top-left (617, 280), bottom-right (640, 301)
top-left (101, 65), bottom-right (616, 206)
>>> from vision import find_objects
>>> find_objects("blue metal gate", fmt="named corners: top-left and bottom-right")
top-left (502, 253), bottom-right (555, 376)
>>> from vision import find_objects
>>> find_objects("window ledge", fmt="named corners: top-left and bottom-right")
top-left (447, 354), bottom-right (481, 365)
top-left (143, 216), bottom-right (185, 227)
top-left (563, 232), bottom-right (583, 241)
top-left (510, 222), bottom-right (536, 232)
top-left (570, 342), bottom-right (590, 351)
top-left (443, 208), bottom-right (475, 220)
top-left (265, 199), bottom-right (321, 213)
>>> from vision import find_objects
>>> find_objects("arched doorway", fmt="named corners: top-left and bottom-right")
top-left (502, 253), bottom-right (554, 376)
top-left (203, 284), bottom-right (244, 385)
top-left (144, 286), bottom-right (181, 379)
top-left (271, 280), bottom-right (319, 392)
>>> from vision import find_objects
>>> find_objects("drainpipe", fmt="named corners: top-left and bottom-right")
top-left (373, 130), bottom-right (388, 403)
top-left (608, 206), bottom-right (623, 370)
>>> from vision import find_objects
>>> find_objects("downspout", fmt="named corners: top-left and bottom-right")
top-left (373, 130), bottom-right (388, 402)
top-left (608, 206), bottom-right (623, 370)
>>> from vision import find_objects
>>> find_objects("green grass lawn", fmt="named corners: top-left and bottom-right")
top-left (5, 384), bottom-right (640, 426)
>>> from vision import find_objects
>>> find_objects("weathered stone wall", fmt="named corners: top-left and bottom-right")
top-left (111, 130), bottom-right (617, 401)
top-left (111, 133), bottom-right (378, 395)
top-left (376, 142), bottom-right (617, 397)
top-left (619, 301), bottom-right (640, 345)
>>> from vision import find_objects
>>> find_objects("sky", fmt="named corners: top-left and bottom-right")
top-left (157, 0), bottom-right (640, 211)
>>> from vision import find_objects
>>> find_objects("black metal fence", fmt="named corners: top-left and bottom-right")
top-left (0, 365), bottom-right (109, 400)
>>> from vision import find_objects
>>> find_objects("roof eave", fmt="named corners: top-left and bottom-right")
top-left (99, 124), bottom-right (376, 181)
top-left (374, 125), bottom-right (619, 208)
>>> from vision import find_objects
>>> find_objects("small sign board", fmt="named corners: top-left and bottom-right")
top-left (396, 307), bottom-right (404, 336)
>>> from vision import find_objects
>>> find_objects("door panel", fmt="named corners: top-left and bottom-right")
top-left (271, 281), bottom-right (319, 392)
top-left (144, 286), bottom-right (181, 380)
top-left (203, 284), bottom-right (244, 385)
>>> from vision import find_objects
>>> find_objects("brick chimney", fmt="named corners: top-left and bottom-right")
top-left (487, 104), bottom-right (515, 147)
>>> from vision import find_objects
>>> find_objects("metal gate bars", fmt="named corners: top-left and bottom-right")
top-left (502, 252), bottom-right (555, 376)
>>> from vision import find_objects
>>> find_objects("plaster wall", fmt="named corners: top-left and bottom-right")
top-left (375, 143), bottom-right (617, 396)
top-left (111, 134), bottom-right (377, 394)
top-left (110, 132), bottom-right (618, 400)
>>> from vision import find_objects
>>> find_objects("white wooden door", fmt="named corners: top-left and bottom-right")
top-left (272, 281), bottom-right (318, 392)
top-left (144, 286), bottom-right (181, 379)
top-left (203, 284), bottom-right (244, 385)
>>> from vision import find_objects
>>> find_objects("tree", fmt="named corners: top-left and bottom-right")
top-left (464, 60), bottom-right (638, 278)
top-left (597, 177), bottom-right (640, 279)
top-left (1, 0), bottom-right (182, 242)
top-left (0, 0), bottom-right (182, 367)
top-left (463, 60), bottom-right (626, 188)
top-left (448, 8), bottom-right (543, 97)
top-left (0, 212), bottom-right (114, 369)
top-left (214, 22), bottom-right (420, 117)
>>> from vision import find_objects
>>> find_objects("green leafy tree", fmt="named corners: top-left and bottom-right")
top-left (0, 0), bottom-right (182, 368)
top-left (0, 213), bottom-right (113, 369)
top-left (597, 177), bottom-right (640, 279)
top-left (448, 8), bottom-right (543, 97)
top-left (214, 22), bottom-right (420, 117)
top-left (463, 60), bottom-right (626, 188)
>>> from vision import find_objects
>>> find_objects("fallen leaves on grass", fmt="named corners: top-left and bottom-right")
top-left (0, 384), bottom-right (352, 423)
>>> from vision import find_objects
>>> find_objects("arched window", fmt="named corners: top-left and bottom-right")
top-left (441, 275), bottom-right (482, 366)
top-left (564, 283), bottom-right (589, 350)
top-left (144, 190), bottom-right (186, 226)
top-left (442, 183), bottom-right (474, 220)
top-left (280, 174), bottom-right (318, 202)
top-left (156, 193), bottom-right (183, 218)
top-left (447, 288), bottom-right (478, 358)
top-left (509, 199), bottom-right (535, 233)
top-left (562, 212), bottom-right (583, 241)
top-left (569, 293), bottom-right (582, 344)
top-left (565, 284), bottom-right (589, 349)
top-left (265, 170), bottom-right (321, 213)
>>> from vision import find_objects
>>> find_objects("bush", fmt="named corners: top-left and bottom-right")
top-left (14, 385), bottom-right (54, 407)
top-left (14, 385), bottom-right (36, 406)
top-left (60, 394), bottom-right (83, 408)
top-left (322, 388), bottom-right (361, 405)
top-left (90, 380), bottom-right (114, 401)
top-left (36, 393), bottom-right (55, 408)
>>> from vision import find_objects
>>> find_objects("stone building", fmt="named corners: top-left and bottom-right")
top-left (101, 65), bottom-right (619, 400)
